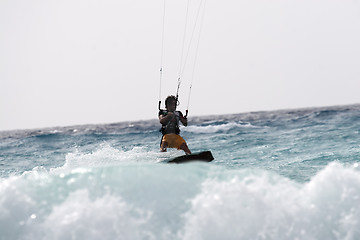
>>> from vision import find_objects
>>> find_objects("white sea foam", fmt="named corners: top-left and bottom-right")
top-left (0, 179), bottom-right (153, 240)
top-left (181, 162), bottom-right (360, 240)
top-left (182, 121), bottom-right (254, 134)
top-left (39, 190), bottom-right (153, 240)
top-left (49, 144), bottom-right (176, 175)
top-left (1, 161), bottom-right (360, 240)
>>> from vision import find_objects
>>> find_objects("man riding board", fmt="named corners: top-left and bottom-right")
top-left (159, 95), bottom-right (191, 155)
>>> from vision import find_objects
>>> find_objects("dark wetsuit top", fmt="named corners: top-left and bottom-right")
top-left (159, 110), bottom-right (184, 135)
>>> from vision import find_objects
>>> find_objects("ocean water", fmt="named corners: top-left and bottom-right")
top-left (1, 104), bottom-right (360, 240)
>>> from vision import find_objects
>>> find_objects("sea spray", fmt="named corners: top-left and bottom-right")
top-left (1, 159), bottom-right (360, 239)
top-left (1, 104), bottom-right (360, 239)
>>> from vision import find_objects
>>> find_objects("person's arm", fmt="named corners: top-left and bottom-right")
top-left (159, 112), bottom-right (174, 125)
top-left (179, 112), bottom-right (188, 126)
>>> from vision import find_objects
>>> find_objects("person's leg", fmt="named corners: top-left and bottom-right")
top-left (180, 143), bottom-right (191, 155)
top-left (160, 141), bottom-right (168, 152)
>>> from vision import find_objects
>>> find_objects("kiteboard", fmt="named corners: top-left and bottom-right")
top-left (167, 151), bottom-right (214, 164)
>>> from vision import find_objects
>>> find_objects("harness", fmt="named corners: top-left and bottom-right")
top-left (159, 110), bottom-right (181, 135)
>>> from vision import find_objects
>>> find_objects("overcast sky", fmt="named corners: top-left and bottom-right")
top-left (1, 0), bottom-right (360, 131)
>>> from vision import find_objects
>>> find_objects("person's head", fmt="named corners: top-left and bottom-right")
top-left (165, 95), bottom-right (177, 111)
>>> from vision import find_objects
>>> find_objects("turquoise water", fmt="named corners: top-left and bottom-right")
top-left (1, 104), bottom-right (360, 239)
